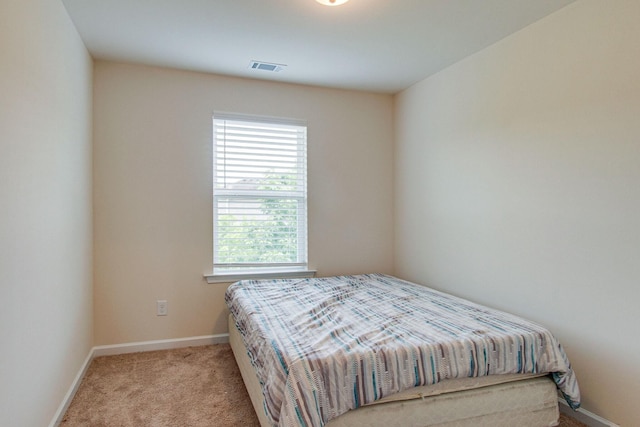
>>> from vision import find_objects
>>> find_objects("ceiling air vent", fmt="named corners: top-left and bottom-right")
top-left (248, 60), bottom-right (286, 72)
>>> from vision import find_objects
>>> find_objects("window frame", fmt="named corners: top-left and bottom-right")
top-left (205, 112), bottom-right (315, 283)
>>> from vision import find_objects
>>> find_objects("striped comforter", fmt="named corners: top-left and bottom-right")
top-left (225, 274), bottom-right (580, 427)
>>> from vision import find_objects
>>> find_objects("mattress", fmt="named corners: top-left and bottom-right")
top-left (229, 315), bottom-right (560, 427)
top-left (225, 274), bottom-right (579, 426)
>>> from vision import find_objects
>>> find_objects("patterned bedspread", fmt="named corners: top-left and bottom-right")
top-left (225, 274), bottom-right (580, 427)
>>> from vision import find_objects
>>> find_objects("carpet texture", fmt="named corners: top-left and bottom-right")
top-left (62, 344), bottom-right (587, 427)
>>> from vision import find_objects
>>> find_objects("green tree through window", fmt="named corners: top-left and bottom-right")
top-left (216, 174), bottom-right (298, 264)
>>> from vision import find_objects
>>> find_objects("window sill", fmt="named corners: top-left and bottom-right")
top-left (204, 269), bottom-right (317, 284)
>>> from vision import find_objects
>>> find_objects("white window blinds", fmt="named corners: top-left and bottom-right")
top-left (213, 113), bottom-right (308, 274)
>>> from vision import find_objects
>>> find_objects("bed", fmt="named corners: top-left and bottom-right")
top-left (225, 274), bottom-right (580, 427)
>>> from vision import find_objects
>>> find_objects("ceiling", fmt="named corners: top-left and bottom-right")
top-left (61, 0), bottom-right (576, 94)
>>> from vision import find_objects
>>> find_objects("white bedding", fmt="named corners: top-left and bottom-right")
top-left (225, 274), bottom-right (579, 426)
top-left (229, 315), bottom-right (560, 427)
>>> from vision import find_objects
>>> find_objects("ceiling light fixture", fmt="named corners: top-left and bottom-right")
top-left (315, 0), bottom-right (350, 6)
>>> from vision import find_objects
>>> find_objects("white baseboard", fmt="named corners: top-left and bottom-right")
top-left (92, 333), bottom-right (229, 357)
top-left (558, 400), bottom-right (619, 427)
top-left (49, 333), bottom-right (230, 427)
top-left (47, 349), bottom-right (94, 427)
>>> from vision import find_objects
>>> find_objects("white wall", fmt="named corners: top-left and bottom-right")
top-left (0, 0), bottom-right (93, 426)
top-left (93, 61), bottom-right (394, 345)
top-left (394, 0), bottom-right (640, 425)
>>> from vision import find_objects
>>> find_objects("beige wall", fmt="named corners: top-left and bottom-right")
top-left (93, 61), bottom-right (394, 345)
top-left (0, 0), bottom-right (93, 426)
top-left (394, 0), bottom-right (640, 425)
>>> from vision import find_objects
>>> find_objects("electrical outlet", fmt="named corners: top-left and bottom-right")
top-left (156, 300), bottom-right (168, 316)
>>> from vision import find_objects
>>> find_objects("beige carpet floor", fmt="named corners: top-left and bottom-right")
top-left (62, 344), bottom-right (587, 427)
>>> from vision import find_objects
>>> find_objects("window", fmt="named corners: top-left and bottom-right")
top-left (208, 112), bottom-right (312, 282)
